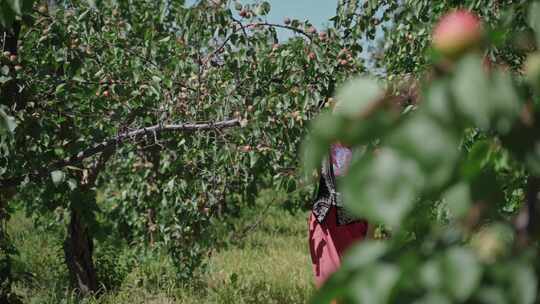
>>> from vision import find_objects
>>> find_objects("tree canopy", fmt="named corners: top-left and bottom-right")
top-left (1, 0), bottom-right (540, 303)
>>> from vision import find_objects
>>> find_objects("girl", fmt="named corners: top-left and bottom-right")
top-left (308, 135), bottom-right (369, 288)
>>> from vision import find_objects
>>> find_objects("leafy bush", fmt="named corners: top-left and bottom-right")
top-left (305, 1), bottom-right (540, 303)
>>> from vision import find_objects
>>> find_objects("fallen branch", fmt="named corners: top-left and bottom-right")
top-left (0, 118), bottom-right (241, 189)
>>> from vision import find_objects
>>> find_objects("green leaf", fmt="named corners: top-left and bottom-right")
top-left (334, 77), bottom-right (383, 118)
top-left (528, 2), bottom-right (540, 45)
top-left (388, 114), bottom-right (460, 188)
top-left (159, 36), bottom-right (171, 43)
top-left (525, 146), bottom-right (540, 175)
top-left (51, 170), bottom-right (66, 185)
top-left (256, 1), bottom-right (271, 16)
top-left (452, 55), bottom-right (520, 133)
top-left (419, 259), bottom-right (443, 290)
top-left (470, 168), bottom-right (505, 205)
top-left (1, 65), bottom-right (10, 76)
top-left (54, 147), bottom-right (64, 157)
top-left (423, 81), bottom-right (456, 126)
top-left (442, 183), bottom-right (471, 218)
top-left (0, 1), bottom-right (15, 28)
top-left (310, 111), bottom-right (347, 141)
top-left (301, 137), bottom-right (328, 181)
top-left (55, 83), bottom-right (67, 94)
top-left (133, 71), bottom-right (140, 83)
top-left (6, 0), bottom-right (23, 15)
top-left (442, 247), bottom-right (482, 301)
top-left (475, 287), bottom-right (506, 304)
top-left (0, 76), bottom-right (12, 84)
top-left (0, 107), bottom-right (16, 133)
top-left (343, 149), bottom-right (424, 227)
top-left (510, 263), bottom-right (537, 304)
top-left (86, 0), bottom-right (99, 9)
top-left (77, 9), bottom-right (90, 21)
top-left (462, 140), bottom-right (491, 179)
top-left (249, 151), bottom-right (258, 168)
top-left (302, 112), bottom-right (345, 176)
top-left (72, 76), bottom-right (85, 83)
top-left (67, 179), bottom-right (78, 190)
top-left (489, 70), bottom-right (521, 133)
top-left (349, 263), bottom-right (400, 304)
top-left (414, 293), bottom-right (452, 304)
top-left (310, 278), bottom-right (348, 304)
top-left (341, 241), bottom-right (388, 269)
top-left (452, 55), bottom-right (491, 129)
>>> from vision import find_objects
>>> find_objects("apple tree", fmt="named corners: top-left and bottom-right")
top-left (0, 0), bottom-right (376, 298)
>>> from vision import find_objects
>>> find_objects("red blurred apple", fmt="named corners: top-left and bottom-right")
top-left (432, 10), bottom-right (482, 58)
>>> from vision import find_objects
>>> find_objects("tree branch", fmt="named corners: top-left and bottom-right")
top-left (83, 147), bottom-right (115, 188)
top-left (0, 118), bottom-right (241, 189)
top-left (203, 20), bottom-right (315, 66)
top-left (251, 22), bottom-right (313, 41)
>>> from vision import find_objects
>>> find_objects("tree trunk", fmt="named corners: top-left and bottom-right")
top-left (63, 149), bottom-right (113, 295)
top-left (63, 208), bottom-right (98, 295)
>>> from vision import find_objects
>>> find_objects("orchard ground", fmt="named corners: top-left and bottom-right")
top-left (8, 203), bottom-right (314, 304)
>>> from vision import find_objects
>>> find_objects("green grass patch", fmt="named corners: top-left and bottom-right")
top-left (7, 206), bottom-right (315, 303)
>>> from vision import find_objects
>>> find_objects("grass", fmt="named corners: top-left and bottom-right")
top-left (7, 205), bottom-right (315, 303)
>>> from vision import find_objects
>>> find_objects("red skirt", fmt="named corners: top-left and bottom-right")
top-left (308, 206), bottom-right (368, 287)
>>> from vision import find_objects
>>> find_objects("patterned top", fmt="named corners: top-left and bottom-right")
top-left (311, 143), bottom-right (365, 226)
